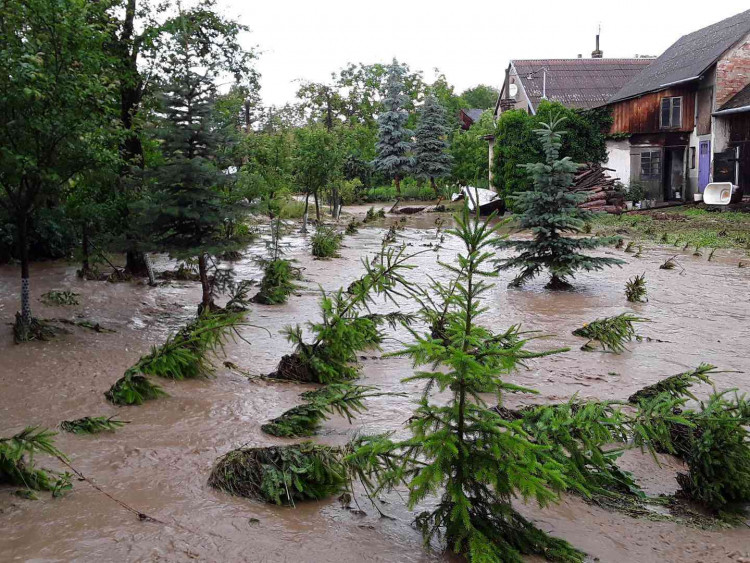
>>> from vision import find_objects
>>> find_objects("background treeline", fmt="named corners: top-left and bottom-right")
top-left (0, 0), bottom-right (612, 268)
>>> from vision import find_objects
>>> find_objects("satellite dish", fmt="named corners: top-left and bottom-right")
top-left (509, 84), bottom-right (518, 97)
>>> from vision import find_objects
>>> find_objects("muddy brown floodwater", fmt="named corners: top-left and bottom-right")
top-left (1, 206), bottom-right (749, 563)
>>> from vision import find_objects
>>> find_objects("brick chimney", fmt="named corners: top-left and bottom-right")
top-left (592, 33), bottom-right (603, 58)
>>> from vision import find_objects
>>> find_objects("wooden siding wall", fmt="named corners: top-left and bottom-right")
top-left (609, 87), bottom-right (696, 135)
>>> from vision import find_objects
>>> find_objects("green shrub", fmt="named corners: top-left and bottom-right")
top-left (339, 178), bottom-right (364, 205)
top-left (277, 197), bottom-right (307, 219)
top-left (41, 290), bottom-right (80, 306)
top-left (573, 313), bottom-right (647, 353)
top-left (60, 416), bottom-right (128, 434)
top-left (673, 391), bottom-right (750, 509)
top-left (625, 273), bottom-right (647, 302)
top-left (105, 374), bottom-right (167, 405)
top-left (628, 364), bottom-right (716, 404)
top-left (106, 311), bottom-right (244, 405)
top-left (1, 427), bottom-right (72, 496)
top-left (209, 443), bottom-right (348, 505)
top-left (270, 246), bottom-right (417, 384)
top-left (311, 225), bottom-right (343, 258)
top-left (262, 384), bottom-right (378, 437)
top-left (254, 259), bottom-right (301, 305)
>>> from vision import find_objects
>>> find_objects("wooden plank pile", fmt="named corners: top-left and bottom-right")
top-left (569, 163), bottom-right (625, 214)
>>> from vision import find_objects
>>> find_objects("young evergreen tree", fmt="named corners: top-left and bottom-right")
top-left (373, 60), bottom-right (412, 194)
top-left (140, 14), bottom-right (242, 312)
top-left (414, 94), bottom-right (453, 196)
top-left (496, 114), bottom-right (622, 289)
top-left (349, 207), bottom-right (585, 562)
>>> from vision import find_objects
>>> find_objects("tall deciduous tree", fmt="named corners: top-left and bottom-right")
top-left (413, 95), bottom-right (453, 195)
top-left (496, 114), bottom-right (622, 289)
top-left (293, 126), bottom-right (343, 224)
top-left (139, 10), bottom-right (245, 312)
top-left (373, 60), bottom-right (412, 194)
top-left (0, 0), bottom-right (118, 339)
top-left (461, 84), bottom-right (500, 110)
top-left (450, 111), bottom-right (495, 188)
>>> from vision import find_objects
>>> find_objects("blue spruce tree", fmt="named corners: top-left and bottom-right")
top-left (373, 60), bottom-right (412, 194)
top-left (496, 114), bottom-right (622, 289)
top-left (414, 94), bottom-right (453, 196)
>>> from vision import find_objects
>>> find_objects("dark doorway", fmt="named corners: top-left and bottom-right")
top-left (664, 147), bottom-right (685, 201)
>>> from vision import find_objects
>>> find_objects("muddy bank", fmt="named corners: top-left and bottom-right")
top-left (1, 207), bottom-right (749, 562)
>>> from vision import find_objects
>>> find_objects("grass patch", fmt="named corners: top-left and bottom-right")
top-left (591, 208), bottom-right (750, 251)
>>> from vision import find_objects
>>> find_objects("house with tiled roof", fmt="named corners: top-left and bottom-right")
top-left (494, 55), bottom-right (652, 116)
top-left (601, 9), bottom-right (750, 203)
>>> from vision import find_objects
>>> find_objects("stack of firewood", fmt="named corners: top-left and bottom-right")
top-left (569, 163), bottom-right (625, 214)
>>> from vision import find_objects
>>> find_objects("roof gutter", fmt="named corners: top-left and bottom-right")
top-left (656, 75), bottom-right (701, 89)
top-left (712, 105), bottom-right (750, 116)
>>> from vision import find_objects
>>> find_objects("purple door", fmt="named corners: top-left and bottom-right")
top-left (698, 140), bottom-right (711, 192)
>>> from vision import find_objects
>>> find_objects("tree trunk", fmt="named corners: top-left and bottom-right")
top-left (313, 190), bottom-right (321, 222)
top-left (81, 223), bottom-right (91, 275)
top-left (198, 253), bottom-right (213, 313)
top-left (125, 249), bottom-right (148, 276)
top-left (302, 193), bottom-right (310, 233)
top-left (144, 253), bottom-right (156, 286)
top-left (394, 175), bottom-right (401, 195)
top-left (430, 177), bottom-right (438, 198)
top-left (332, 185), bottom-right (339, 220)
top-left (17, 214), bottom-right (31, 324)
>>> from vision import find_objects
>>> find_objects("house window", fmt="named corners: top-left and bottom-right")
top-left (690, 147), bottom-right (696, 169)
top-left (640, 150), bottom-right (661, 178)
top-left (660, 97), bottom-right (682, 128)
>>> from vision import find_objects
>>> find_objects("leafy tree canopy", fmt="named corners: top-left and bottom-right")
top-left (493, 100), bottom-right (613, 200)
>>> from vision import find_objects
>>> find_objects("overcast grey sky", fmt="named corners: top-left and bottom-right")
top-left (222, 1), bottom-right (750, 106)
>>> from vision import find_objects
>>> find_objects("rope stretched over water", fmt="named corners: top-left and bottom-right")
top-left (55, 455), bottom-right (165, 524)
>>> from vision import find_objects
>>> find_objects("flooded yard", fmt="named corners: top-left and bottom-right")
top-left (1, 207), bottom-right (749, 562)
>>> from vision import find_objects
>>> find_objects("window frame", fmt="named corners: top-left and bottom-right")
top-left (660, 96), bottom-right (683, 129)
top-left (640, 149), bottom-right (662, 179)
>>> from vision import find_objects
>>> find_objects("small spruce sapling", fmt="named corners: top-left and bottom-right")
top-left (348, 207), bottom-right (587, 562)
top-left (253, 218), bottom-right (301, 305)
top-left (269, 245), bottom-right (420, 384)
top-left (496, 114), bottom-right (623, 289)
